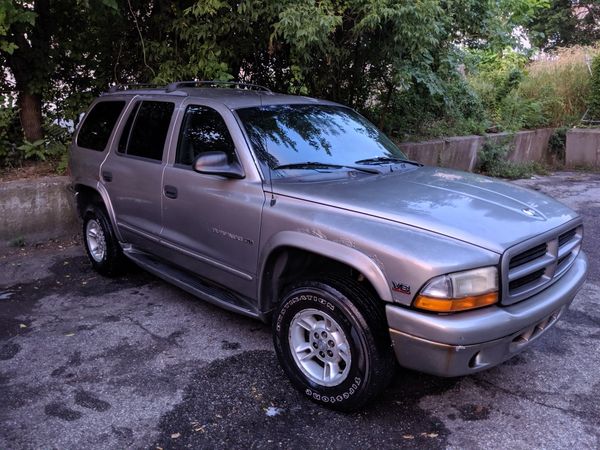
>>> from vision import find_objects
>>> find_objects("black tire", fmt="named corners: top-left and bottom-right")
top-left (273, 276), bottom-right (395, 411)
top-left (82, 206), bottom-right (126, 277)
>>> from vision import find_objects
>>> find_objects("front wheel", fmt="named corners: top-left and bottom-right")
top-left (273, 277), bottom-right (395, 411)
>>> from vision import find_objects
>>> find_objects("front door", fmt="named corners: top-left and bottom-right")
top-left (160, 103), bottom-right (265, 296)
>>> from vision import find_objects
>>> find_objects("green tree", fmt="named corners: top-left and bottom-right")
top-left (529, 0), bottom-right (600, 49)
top-left (0, 0), bottom-right (560, 155)
top-left (1, 0), bottom-right (51, 141)
top-left (588, 54), bottom-right (600, 119)
top-left (0, 0), bottom-right (152, 143)
top-left (150, 0), bottom-right (543, 132)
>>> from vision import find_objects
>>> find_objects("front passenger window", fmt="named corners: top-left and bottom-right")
top-left (176, 105), bottom-right (238, 167)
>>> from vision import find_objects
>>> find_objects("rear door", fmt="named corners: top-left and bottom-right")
top-left (101, 97), bottom-right (177, 252)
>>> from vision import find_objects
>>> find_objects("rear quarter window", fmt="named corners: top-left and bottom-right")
top-left (77, 101), bottom-right (126, 151)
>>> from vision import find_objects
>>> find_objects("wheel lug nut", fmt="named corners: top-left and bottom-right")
top-left (314, 332), bottom-right (319, 338)
top-left (312, 342), bottom-right (318, 349)
top-left (321, 331), bottom-right (327, 338)
top-left (327, 350), bottom-right (333, 357)
top-left (319, 351), bottom-right (325, 357)
top-left (328, 340), bottom-right (334, 347)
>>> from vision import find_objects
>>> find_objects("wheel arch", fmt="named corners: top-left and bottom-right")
top-left (73, 182), bottom-right (122, 241)
top-left (258, 231), bottom-right (392, 315)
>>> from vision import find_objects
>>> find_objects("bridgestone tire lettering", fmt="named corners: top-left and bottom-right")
top-left (273, 277), bottom-right (394, 411)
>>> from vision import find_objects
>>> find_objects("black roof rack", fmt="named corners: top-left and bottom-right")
top-left (105, 80), bottom-right (273, 95)
top-left (107, 83), bottom-right (164, 93)
top-left (165, 80), bottom-right (272, 93)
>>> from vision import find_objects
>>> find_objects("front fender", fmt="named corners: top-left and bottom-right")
top-left (259, 230), bottom-right (393, 303)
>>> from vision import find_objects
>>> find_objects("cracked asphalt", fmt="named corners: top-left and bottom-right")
top-left (1, 171), bottom-right (599, 449)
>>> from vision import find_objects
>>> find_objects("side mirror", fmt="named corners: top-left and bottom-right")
top-left (193, 151), bottom-right (244, 179)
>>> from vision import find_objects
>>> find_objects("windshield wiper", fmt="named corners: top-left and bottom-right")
top-left (273, 162), bottom-right (380, 174)
top-left (354, 156), bottom-right (422, 166)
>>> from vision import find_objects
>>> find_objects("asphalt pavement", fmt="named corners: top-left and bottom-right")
top-left (1, 171), bottom-right (599, 449)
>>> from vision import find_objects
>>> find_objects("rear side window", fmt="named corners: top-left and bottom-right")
top-left (176, 105), bottom-right (238, 166)
top-left (77, 101), bottom-right (125, 151)
top-left (118, 102), bottom-right (140, 153)
top-left (119, 101), bottom-right (174, 161)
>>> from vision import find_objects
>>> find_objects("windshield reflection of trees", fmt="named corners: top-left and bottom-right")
top-left (238, 105), bottom-right (405, 172)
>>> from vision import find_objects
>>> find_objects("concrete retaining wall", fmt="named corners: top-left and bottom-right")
top-left (399, 128), bottom-right (555, 170)
top-left (0, 176), bottom-right (78, 246)
top-left (511, 128), bottom-right (555, 163)
top-left (441, 135), bottom-right (483, 171)
top-left (398, 140), bottom-right (443, 166)
top-left (566, 128), bottom-right (600, 168)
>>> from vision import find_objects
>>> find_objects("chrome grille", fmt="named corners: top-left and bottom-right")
top-left (558, 228), bottom-right (577, 247)
top-left (508, 268), bottom-right (546, 291)
top-left (501, 222), bottom-right (583, 305)
top-left (509, 243), bottom-right (548, 270)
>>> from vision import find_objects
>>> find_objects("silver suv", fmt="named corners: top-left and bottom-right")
top-left (70, 81), bottom-right (588, 410)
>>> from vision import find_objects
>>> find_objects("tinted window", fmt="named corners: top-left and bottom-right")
top-left (126, 101), bottom-right (174, 161)
top-left (236, 105), bottom-right (406, 177)
top-left (118, 101), bottom-right (140, 153)
top-left (176, 105), bottom-right (237, 166)
top-left (77, 101), bottom-right (125, 151)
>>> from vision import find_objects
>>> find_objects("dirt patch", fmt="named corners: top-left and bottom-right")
top-left (0, 160), bottom-right (61, 183)
top-left (0, 235), bottom-right (81, 260)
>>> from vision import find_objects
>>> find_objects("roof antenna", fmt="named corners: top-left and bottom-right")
top-left (259, 92), bottom-right (276, 207)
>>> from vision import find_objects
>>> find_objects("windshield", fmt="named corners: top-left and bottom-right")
top-left (235, 104), bottom-right (408, 178)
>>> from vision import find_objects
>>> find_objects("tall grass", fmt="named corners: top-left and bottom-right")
top-left (517, 46), bottom-right (597, 127)
top-left (397, 46), bottom-right (597, 141)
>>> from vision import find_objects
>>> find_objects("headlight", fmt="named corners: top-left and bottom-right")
top-left (413, 267), bottom-right (499, 312)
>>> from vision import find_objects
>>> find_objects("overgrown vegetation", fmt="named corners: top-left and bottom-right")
top-left (588, 53), bottom-right (600, 120)
top-left (548, 126), bottom-right (568, 164)
top-left (468, 46), bottom-right (597, 134)
top-left (1, 1), bottom-right (600, 175)
top-left (519, 47), bottom-right (597, 127)
top-left (0, 97), bottom-right (70, 173)
top-left (478, 140), bottom-right (547, 179)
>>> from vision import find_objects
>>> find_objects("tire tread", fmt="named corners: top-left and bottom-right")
top-left (274, 275), bottom-right (395, 411)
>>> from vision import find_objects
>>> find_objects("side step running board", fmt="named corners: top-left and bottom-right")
top-left (123, 249), bottom-right (263, 320)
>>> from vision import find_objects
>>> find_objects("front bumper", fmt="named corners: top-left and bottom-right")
top-left (386, 251), bottom-right (588, 377)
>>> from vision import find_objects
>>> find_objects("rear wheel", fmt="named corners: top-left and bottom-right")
top-left (273, 276), bottom-right (395, 411)
top-left (82, 206), bottom-right (126, 277)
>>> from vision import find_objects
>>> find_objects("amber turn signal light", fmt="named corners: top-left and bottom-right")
top-left (413, 292), bottom-right (498, 312)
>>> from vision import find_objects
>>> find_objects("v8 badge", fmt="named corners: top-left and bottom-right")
top-left (392, 282), bottom-right (411, 295)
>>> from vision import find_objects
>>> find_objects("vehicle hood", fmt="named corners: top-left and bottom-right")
top-left (272, 167), bottom-right (579, 253)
